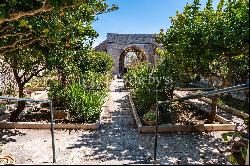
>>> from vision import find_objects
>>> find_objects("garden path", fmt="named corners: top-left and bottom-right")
top-left (0, 78), bottom-right (231, 165)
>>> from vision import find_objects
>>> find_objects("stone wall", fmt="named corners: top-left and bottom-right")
top-left (106, 33), bottom-right (157, 44)
top-left (95, 33), bottom-right (162, 75)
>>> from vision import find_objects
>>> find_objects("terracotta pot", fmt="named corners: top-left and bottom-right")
top-left (143, 118), bottom-right (157, 126)
top-left (54, 110), bottom-right (69, 120)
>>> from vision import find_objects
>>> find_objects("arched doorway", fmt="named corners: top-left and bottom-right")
top-left (119, 46), bottom-right (146, 76)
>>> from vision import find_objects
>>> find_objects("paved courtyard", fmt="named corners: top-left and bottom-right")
top-left (0, 79), bottom-right (231, 165)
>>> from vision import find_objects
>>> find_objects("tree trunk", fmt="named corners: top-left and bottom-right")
top-left (222, 77), bottom-right (232, 98)
top-left (57, 66), bottom-right (67, 87)
top-left (222, 77), bottom-right (230, 88)
top-left (207, 94), bottom-right (219, 123)
top-left (61, 73), bottom-right (67, 87)
top-left (10, 84), bottom-right (26, 122)
top-left (169, 89), bottom-right (174, 100)
top-left (246, 143), bottom-right (249, 165)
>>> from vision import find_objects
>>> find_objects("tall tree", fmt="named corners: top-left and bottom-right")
top-left (0, 0), bottom-right (117, 121)
top-left (156, 0), bottom-right (249, 122)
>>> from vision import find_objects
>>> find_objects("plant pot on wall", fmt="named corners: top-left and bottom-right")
top-left (142, 118), bottom-right (157, 126)
top-left (142, 110), bottom-right (157, 126)
top-left (54, 109), bottom-right (69, 120)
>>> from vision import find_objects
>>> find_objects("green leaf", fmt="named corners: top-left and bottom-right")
top-left (244, 118), bottom-right (249, 125)
top-left (221, 132), bottom-right (234, 141)
top-left (43, 28), bottom-right (50, 33)
top-left (228, 154), bottom-right (238, 164)
top-left (19, 19), bottom-right (27, 27)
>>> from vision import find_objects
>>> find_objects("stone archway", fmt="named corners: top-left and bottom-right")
top-left (95, 33), bottom-right (163, 75)
top-left (119, 46), bottom-right (146, 75)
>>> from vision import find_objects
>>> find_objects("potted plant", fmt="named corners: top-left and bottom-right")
top-left (143, 110), bottom-right (157, 126)
top-left (54, 109), bottom-right (70, 120)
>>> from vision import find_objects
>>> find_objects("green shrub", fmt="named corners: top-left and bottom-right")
top-left (124, 62), bottom-right (174, 117)
top-left (77, 51), bottom-right (114, 74)
top-left (48, 74), bottom-right (109, 123)
top-left (47, 80), bottom-right (67, 108)
top-left (143, 110), bottom-right (156, 121)
top-left (47, 50), bottom-right (113, 123)
top-left (65, 82), bottom-right (106, 123)
top-left (80, 71), bottom-right (112, 91)
top-left (0, 103), bottom-right (6, 109)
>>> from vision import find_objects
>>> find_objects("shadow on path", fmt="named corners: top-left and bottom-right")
top-left (0, 129), bottom-right (26, 145)
top-left (65, 79), bottom-right (230, 164)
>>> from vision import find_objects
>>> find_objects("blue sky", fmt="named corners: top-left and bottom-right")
top-left (93, 0), bottom-right (221, 47)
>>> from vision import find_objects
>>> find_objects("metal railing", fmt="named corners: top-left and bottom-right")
top-left (153, 83), bottom-right (249, 161)
top-left (0, 96), bottom-right (56, 163)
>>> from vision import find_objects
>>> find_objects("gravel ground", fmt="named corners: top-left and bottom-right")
top-left (0, 79), bottom-right (232, 165)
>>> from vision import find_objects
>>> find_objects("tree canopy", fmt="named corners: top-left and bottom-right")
top-left (0, 0), bottom-right (118, 122)
top-left (156, 0), bottom-right (249, 87)
top-left (156, 0), bottom-right (249, 123)
top-left (0, 0), bottom-right (117, 55)
top-left (0, 0), bottom-right (117, 88)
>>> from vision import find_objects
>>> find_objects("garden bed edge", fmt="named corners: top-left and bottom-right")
top-left (0, 89), bottom-right (111, 130)
top-left (128, 92), bottom-right (236, 133)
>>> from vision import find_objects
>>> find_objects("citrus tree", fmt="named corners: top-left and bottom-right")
top-left (156, 0), bottom-right (249, 122)
top-left (0, 0), bottom-right (117, 121)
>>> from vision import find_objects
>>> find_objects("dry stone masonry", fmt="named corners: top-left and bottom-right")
top-left (95, 33), bottom-right (163, 75)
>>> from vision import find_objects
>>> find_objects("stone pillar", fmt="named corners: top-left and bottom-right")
top-left (107, 44), bottom-right (123, 76)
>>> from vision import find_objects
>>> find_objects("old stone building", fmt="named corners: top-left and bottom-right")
top-left (95, 33), bottom-right (163, 76)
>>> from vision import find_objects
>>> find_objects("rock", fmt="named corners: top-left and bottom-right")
top-left (121, 150), bottom-right (128, 155)
top-left (107, 145), bottom-right (123, 151)
top-left (145, 151), bottom-right (152, 160)
top-left (212, 149), bottom-right (219, 154)
top-left (159, 159), bottom-right (176, 165)
top-left (162, 145), bottom-right (168, 150)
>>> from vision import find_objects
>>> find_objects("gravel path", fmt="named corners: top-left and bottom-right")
top-left (0, 79), bottom-right (232, 165)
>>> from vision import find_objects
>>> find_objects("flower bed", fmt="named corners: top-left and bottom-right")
top-left (0, 91), bottom-right (109, 130)
top-left (128, 92), bottom-right (236, 133)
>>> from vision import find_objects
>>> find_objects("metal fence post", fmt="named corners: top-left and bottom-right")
top-left (154, 102), bottom-right (159, 161)
top-left (0, 96), bottom-right (56, 163)
top-left (49, 101), bottom-right (56, 163)
top-left (246, 143), bottom-right (249, 165)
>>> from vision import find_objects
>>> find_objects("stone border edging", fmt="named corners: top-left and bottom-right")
top-left (0, 86), bottom-right (111, 130)
top-left (128, 92), bottom-right (236, 133)
top-left (0, 121), bottom-right (100, 130)
top-left (128, 92), bottom-right (143, 132)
